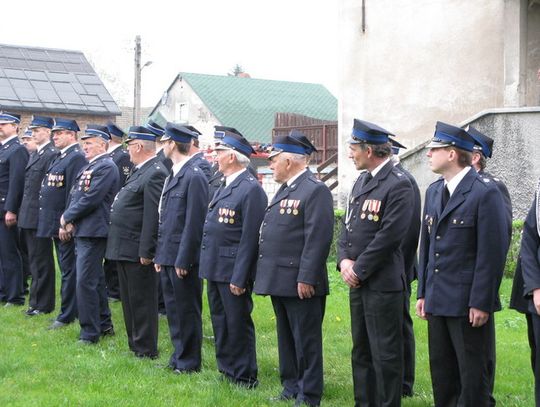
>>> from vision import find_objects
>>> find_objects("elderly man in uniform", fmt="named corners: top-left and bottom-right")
top-left (199, 127), bottom-right (267, 388)
top-left (416, 122), bottom-right (509, 406)
top-left (389, 139), bottom-right (421, 398)
top-left (255, 130), bottom-right (333, 407)
top-left (0, 112), bottom-right (29, 306)
top-left (468, 126), bottom-right (513, 406)
top-left (103, 122), bottom-right (133, 302)
top-left (61, 124), bottom-right (119, 344)
top-left (39, 119), bottom-right (86, 329)
top-left (106, 126), bottom-right (167, 358)
top-left (338, 119), bottom-right (414, 407)
top-left (153, 123), bottom-right (208, 372)
top-left (19, 116), bottom-right (58, 316)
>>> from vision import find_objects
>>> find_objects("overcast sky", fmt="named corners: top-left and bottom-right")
top-left (2, 0), bottom-right (338, 108)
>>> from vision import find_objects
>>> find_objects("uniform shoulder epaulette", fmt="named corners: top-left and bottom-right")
top-left (428, 177), bottom-right (444, 187)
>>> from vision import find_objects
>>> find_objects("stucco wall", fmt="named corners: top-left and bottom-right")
top-left (526, 4), bottom-right (540, 106)
top-left (401, 109), bottom-right (540, 219)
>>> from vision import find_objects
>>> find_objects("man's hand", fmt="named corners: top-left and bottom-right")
top-left (5, 211), bottom-right (16, 227)
top-left (175, 267), bottom-right (188, 279)
top-left (230, 284), bottom-right (246, 296)
top-left (154, 264), bottom-right (161, 273)
top-left (534, 289), bottom-right (540, 316)
top-left (469, 307), bottom-right (489, 328)
top-left (340, 259), bottom-right (360, 288)
top-left (416, 298), bottom-right (427, 320)
top-left (58, 227), bottom-right (72, 242)
top-left (297, 282), bottom-right (315, 299)
top-left (140, 257), bottom-right (152, 266)
top-left (64, 223), bottom-right (74, 234)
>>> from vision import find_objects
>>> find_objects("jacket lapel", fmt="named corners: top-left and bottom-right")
top-left (353, 161), bottom-right (393, 198)
top-left (438, 169), bottom-right (476, 222)
top-left (209, 170), bottom-right (248, 208)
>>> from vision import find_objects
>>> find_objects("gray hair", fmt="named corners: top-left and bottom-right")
top-left (139, 139), bottom-right (155, 151)
top-left (231, 149), bottom-right (250, 168)
top-left (282, 152), bottom-right (309, 165)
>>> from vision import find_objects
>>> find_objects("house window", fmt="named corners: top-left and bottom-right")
top-left (175, 102), bottom-right (188, 123)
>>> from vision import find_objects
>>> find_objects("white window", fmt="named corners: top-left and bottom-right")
top-left (175, 102), bottom-right (189, 123)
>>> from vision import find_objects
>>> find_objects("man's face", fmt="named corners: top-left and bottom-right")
top-left (269, 154), bottom-right (288, 184)
top-left (0, 123), bottom-right (17, 139)
top-left (162, 139), bottom-right (175, 159)
top-left (82, 137), bottom-right (105, 160)
top-left (32, 127), bottom-right (51, 146)
top-left (348, 144), bottom-right (368, 170)
top-left (216, 148), bottom-right (233, 173)
top-left (52, 130), bottom-right (74, 149)
top-left (127, 140), bottom-right (142, 164)
top-left (426, 147), bottom-right (452, 174)
top-left (22, 137), bottom-right (37, 153)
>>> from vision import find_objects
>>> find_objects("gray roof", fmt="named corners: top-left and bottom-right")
top-left (0, 44), bottom-right (120, 116)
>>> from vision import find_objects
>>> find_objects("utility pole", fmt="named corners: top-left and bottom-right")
top-left (133, 35), bottom-right (141, 126)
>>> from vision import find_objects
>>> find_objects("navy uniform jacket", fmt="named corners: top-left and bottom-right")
top-left (199, 170), bottom-right (267, 288)
top-left (337, 161), bottom-right (414, 291)
top-left (109, 145), bottom-right (133, 191)
top-left (478, 170), bottom-right (512, 237)
top-left (208, 164), bottom-right (224, 199)
top-left (62, 154), bottom-right (119, 238)
top-left (18, 143), bottom-right (59, 229)
top-left (154, 159), bottom-right (209, 269)
top-left (254, 170), bottom-right (333, 297)
top-left (0, 137), bottom-right (29, 214)
top-left (37, 144), bottom-right (87, 238)
top-left (396, 162), bottom-right (421, 283)
top-left (191, 152), bottom-right (212, 180)
top-left (106, 157), bottom-right (167, 262)
top-left (517, 197), bottom-right (540, 314)
top-left (417, 168), bottom-right (509, 316)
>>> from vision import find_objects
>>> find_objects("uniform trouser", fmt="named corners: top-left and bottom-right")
top-left (21, 228), bottom-right (55, 312)
top-left (104, 259), bottom-right (120, 299)
top-left (0, 218), bottom-right (24, 304)
top-left (350, 287), bottom-right (404, 407)
top-left (271, 295), bottom-right (325, 406)
top-left (402, 281), bottom-right (415, 396)
top-left (207, 281), bottom-right (258, 385)
top-left (53, 237), bottom-right (77, 323)
top-left (428, 315), bottom-right (493, 407)
top-left (527, 313), bottom-right (540, 407)
top-left (18, 228), bottom-right (30, 294)
top-left (117, 260), bottom-right (159, 357)
top-left (161, 265), bottom-right (202, 371)
top-left (75, 237), bottom-right (112, 342)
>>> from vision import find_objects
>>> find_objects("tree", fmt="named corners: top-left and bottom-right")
top-left (228, 64), bottom-right (245, 77)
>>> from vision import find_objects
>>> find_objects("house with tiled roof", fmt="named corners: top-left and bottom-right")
top-left (0, 43), bottom-right (121, 131)
top-left (147, 72), bottom-right (337, 148)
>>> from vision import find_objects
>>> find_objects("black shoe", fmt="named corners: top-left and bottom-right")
top-left (25, 308), bottom-right (45, 316)
top-left (134, 352), bottom-right (159, 360)
top-left (48, 320), bottom-right (68, 330)
top-left (172, 367), bottom-right (199, 375)
top-left (101, 327), bottom-right (115, 337)
top-left (269, 393), bottom-right (297, 402)
top-left (402, 390), bottom-right (414, 398)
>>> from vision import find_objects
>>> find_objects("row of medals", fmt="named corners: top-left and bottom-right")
top-left (360, 199), bottom-right (381, 222)
top-left (47, 174), bottom-right (64, 187)
top-left (279, 199), bottom-right (300, 215)
top-left (218, 208), bottom-right (235, 224)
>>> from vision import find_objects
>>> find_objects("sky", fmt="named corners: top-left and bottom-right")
top-left (2, 0), bottom-right (338, 108)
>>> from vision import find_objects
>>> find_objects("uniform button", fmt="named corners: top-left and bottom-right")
top-left (260, 239), bottom-right (264, 243)
top-left (434, 268), bottom-right (439, 273)
top-left (435, 253), bottom-right (440, 257)
top-left (205, 220), bottom-right (208, 224)
top-left (436, 235), bottom-right (441, 240)
top-left (263, 222), bottom-right (267, 226)
top-left (202, 245), bottom-right (206, 249)
top-left (348, 243), bottom-right (352, 247)
top-left (259, 254), bottom-right (263, 258)
top-left (289, 261), bottom-right (293, 265)
top-left (39, 207), bottom-right (42, 210)
top-left (203, 232), bottom-right (207, 237)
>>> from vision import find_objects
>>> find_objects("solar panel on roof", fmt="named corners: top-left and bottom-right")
top-left (0, 86), bottom-right (17, 99)
top-left (10, 79), bottom-right (32, 89)
top-left (26, 71), bottom-right (48, 81)
top-left (35, 89), bottom-right (61, 102)
top-left (26, 50), bottom-right (49, 61)
top-left (57, 91), bottom-right (83, 104)
top-left (31, 80), bottom-right (54, 90)
top-left (4, 69), bottom-right (25, 79)
top-left (15, 88), bottom-right (39, 101)
top-left (46, 62), bottom-right (66, 72)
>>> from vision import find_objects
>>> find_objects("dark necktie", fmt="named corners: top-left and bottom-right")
top-left (442, 185), bottom-right (450, 208)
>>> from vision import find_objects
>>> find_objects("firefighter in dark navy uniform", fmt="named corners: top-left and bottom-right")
top-left (106, 126), bottom-right (167, 359)
top-left (416, 122), bottom-right (509, 406)
top-left (153, 123), bottom-right (208, 372)
top-left (103, 122), bottom-right (133, 302)
top-left (61, 124), bottom-right (119, 344)
top-left (39, 118), bottom-right (87, 330)
top-left (0, 111), bottom-right (29, 306)
top-left (19, 116), bottom-right (58, 315)
top-left (199, 127), bottom-right (267, 388)
top-left (337, 119), bottom-right (414, 407)
top-left (184, 125), bottom-right (212, 180)
top-left (255, 131), bottom-right (333, 407)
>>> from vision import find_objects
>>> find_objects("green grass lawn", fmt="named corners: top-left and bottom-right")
top-left (0, 267), bottom-right (533, 406)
